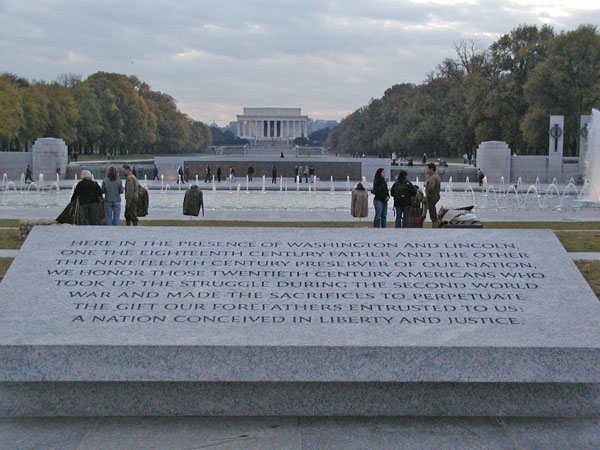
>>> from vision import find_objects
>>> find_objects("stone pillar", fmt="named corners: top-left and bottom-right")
top-left (579, 115), bottom-right (591, 174)
top-left (476, 141), bottom-right (511, 183)
top-left (31, 138), bottom-right (68, 180)
top-left (548, 115), bottom-right (564, 182)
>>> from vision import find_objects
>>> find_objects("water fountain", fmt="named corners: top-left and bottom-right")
top-left (49, 173), bottom-right (60, 192)
top-left (262, 175), bottom-right (266, 194)
top-left (583, 108), bottom-right (600, 203)
top-left (330, 176), bottom-right (335, 194)
top-left (279, 176), bottom-right (283, 192)
top-left (445, 176), bottom-right (453, 193)
top-left (346, 176), bottom-right (350, 193)
top-left (246, 175), bottom-right (249, 193)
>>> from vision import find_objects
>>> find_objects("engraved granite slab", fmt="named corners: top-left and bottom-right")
top-left (0, 226), bottom-right (598, 416)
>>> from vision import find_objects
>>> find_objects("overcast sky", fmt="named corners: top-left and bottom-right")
top-left (0, 1), bottom-right (598, 125)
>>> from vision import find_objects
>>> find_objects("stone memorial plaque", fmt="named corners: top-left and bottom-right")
top-left (0, 226), bottom-right (598, 416)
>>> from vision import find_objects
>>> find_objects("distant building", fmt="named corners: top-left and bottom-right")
top-left (237, 107), bottom-right (308, 141)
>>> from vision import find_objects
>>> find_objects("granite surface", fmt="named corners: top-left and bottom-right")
top-left (0, 226), bottom-right (599, 416)
top-left (0, 416), bottom-right (598, 450)
top-left (1, 382), bottom-right (599, 417)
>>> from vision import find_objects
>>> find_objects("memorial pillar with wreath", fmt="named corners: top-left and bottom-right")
top-left (548, 115), bottom-right (564, 182)
top-left (579, 115), bottom-right (592, 174)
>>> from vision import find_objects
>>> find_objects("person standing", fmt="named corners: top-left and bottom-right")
top-left (309, 166), bottom-right (315, 183)
top-left (247, 165), bottom-right (254, 182)
top-left (390, 170), bottom-right (416, 228)
top-left (205, 166), bottom-right (211, 183)
top-left (272, 166), bottom-right (277, 184)
top-left (229, 166), bottom-right (235, 182)
top-left (25, 165), bottom-right (34, 183)
top-left (152, 165), bottom-right (159, 181)
top-left (303, 165), bottom-right (309, 183)
top-left (298, 165), bottom-right (303, 183)
top-left (102, 165), bottom-right (123, 226)
top-left (422, 153), bottom-right (427, 164)
top-left (425, 163), bottom-right (441, 224)
top-left (177, 166), bottom-right (184, 184)
top-left (216, 166), bottom-right (222, 183)
top-left (71, 170), bottom-right (103, 225)
top-left (477, 168), bottom-right (484, 186)
top-left (121, 165), bottom-right (139, 226)
top-left (371, 168), bottom-right (389, 228)
top-left (132, 166), bottom-right (137, 178)
top-left (184, 166), bottom-right (190, 182)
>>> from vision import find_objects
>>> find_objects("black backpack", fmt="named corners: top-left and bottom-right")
top-left (393, 181), bottom-right (415, 206)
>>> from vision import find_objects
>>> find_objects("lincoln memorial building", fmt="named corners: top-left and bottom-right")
top-left (237, 107), bottom-right (308, 141)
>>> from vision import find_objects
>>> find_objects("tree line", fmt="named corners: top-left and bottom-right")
top-left (326, 24), bottom-right (600, 158)
top-left (0, 71), bottom-right (211, 155)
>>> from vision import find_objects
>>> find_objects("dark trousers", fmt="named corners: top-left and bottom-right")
top-left (79, 203), bottom-right (98, 226)
top-left (395, 206), bottom-right (411, 228)
top-left (427, 199), bottom-right (438, 222)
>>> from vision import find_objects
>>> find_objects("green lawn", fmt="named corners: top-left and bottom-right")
top-left (0, 258), bottom-right (13, 281)
top-left (555, 232), bottom-right (600, 252)
top-left (0, 229), bottom-right (21, 249)
top-left (575, 261), bottom-right (600, 299)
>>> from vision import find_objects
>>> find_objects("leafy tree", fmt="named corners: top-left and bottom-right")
top-left (0, 75), bottom-right (23, 150)
top-left (19, 84), bottom-right (49, 150)
top-left (523, 25), bottom-right (600, 155)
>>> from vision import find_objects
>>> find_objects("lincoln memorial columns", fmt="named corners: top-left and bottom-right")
top-left (237, 108), bottom-right (308, 143)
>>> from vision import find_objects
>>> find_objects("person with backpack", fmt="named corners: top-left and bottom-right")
top-left (390, 170), bottom-right (416, 228)
top-left (121, 165), bottom-right (139, 226)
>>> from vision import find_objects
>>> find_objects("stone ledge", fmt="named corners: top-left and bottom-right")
top-left (1, 381), bottom-right (598, 417)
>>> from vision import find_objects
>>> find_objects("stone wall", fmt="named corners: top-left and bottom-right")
top-left (184, 160), bottom-right (362, 181)
top-left (0, 152), bottom-right (32, 180)
top-left (155, 156), bottom-right (365, 182)
top-left (390, 165), bottom-right (476, 183)
top-left (510, 156), bottom-right (548, 182)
